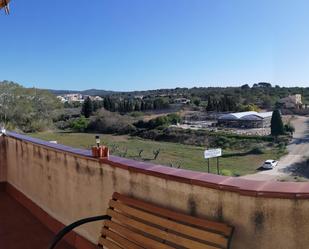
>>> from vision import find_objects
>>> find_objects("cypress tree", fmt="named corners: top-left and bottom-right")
top-left (206, 96), bottom-right (214, 111)
top-left (81, 97), bottom-right (93, 118)
top-left (271, 110), bottom-right (284, 136)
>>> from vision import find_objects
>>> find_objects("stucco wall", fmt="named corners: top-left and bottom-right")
top-left (2, 134), bottom-right (309, 249)
top-left (0, 136), bottom-right (7, 182)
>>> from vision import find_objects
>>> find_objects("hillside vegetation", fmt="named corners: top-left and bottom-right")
top-left (53, 82), bottom-right (309, 110)
top-left (0, 81), bottom-right (61, 132)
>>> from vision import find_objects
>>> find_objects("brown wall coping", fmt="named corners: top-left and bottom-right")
top-left (6, 131), bottom-right (309, 199)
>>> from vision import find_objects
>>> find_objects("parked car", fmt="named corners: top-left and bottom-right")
top-left (262, 160), bottom-right (278, 169)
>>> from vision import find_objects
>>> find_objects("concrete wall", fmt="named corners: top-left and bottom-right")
top-left (0, 136), bottom-right (7, 182)
top-left (2, 134), bottom-right (309, 249)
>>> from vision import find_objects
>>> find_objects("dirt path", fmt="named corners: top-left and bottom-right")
top-left (242, 115), bottom-right (309, 181)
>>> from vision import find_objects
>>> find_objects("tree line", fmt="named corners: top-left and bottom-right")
top-left (206, 95), bottom-right (238, 112)
top-left (81, 96), bottom-right (170, 117)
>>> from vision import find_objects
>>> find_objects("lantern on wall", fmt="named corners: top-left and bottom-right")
top-left (0, 0), bottom-right (10, 14)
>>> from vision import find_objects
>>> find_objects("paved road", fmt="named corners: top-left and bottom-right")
top-left (242, 115), bottom-right (309, 181)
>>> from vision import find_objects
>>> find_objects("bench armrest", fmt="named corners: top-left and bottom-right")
top-left (48, 215), bottom-right (110, 249)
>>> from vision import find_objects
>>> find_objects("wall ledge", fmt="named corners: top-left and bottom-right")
top-left (6, 131), bottom-right (309, 200)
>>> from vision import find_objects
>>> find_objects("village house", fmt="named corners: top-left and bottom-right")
top-left (57, 94), bottom-right (103, 103)
top-left (174, 98), bottom-right (191, 104)
top-left (278, 94), bottom-right (302, 109)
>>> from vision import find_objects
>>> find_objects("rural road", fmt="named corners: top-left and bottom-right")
top-left (242, 115), bottom-right (309, 181)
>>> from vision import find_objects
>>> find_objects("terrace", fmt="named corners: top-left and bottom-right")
top-left (1, 132), bottom-right (309, 249)
top-left (0, 191), bottom-right (73, 249)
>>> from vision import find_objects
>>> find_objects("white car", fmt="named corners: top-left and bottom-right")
top-left (262, 160), bottom-right (278, 169)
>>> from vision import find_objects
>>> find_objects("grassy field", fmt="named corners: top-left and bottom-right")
top-left (30, 132), bottom-right (285, 176)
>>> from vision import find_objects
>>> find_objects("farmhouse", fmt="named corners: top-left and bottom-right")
top-left (218, 111), bottom-right (273, 128)
top-left (278, 94), bottom-right (302, 109)
top-left (174, 98), bottom-right (191, 104)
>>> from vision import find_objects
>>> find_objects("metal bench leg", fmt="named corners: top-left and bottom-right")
top-left (48, 215), bottom-right (110, 249)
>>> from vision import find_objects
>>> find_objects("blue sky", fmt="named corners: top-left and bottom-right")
top-left (0, 0), bottom-right (309, 91)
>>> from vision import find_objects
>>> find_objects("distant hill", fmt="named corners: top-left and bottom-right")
top-left (47, 88), bottom-right (118, 96)
top-left (45, 84), bottom-right (309, 107)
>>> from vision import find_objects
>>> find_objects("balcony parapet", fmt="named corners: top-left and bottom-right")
top-left (3, 132), bottom-right (309, 249)
top-left (5, 131), bottom-right (309, 200)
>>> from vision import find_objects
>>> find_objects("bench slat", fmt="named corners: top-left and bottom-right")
top-left (103, 220), bottom-right (175, 249)
top-left (99, 237), bottom-right (124, 249)
top-left (107, 208), bottom-right (222, 249)
top-left (112, 192), bottom-right (232, 236)
top-left (109, 199), bottom-right (228, 248)
top-left (101, 227), bottom-right (145, 249)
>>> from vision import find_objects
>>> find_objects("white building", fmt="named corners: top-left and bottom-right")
top-left (174, 98), bottom-right (191, 104)
top-left (218, 111), bottom-right (273, 128)
top-left (84, 95), bottom-right (103, 101)
top-left (57, 94), bottom-right (104, 103)
top-left (56, 96), bottom-right (66, 103)
top-left (278, 94), bottom-right (302, 109)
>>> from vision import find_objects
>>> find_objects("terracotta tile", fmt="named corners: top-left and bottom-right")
top-left (6, 131), bottom-right (93, 159)
top-left (170, 169), bottom-right (205, 184)
top-left (75, 234), bottom-right (97, 249)
top-left (101, 158), bottom-right (129, 170)
top-left (0, 191), bottom-right (74, 249)
top-left (192, 173), bottom-right (228, 189)
top-left (219, 177), bottom-right (267, 195)
top-left (259, 181), bottom-right (301, 193)
top-left (126, 160), bottom-right (155, 171)
top-left (257, 181), bottom-right (302, 198)
top-left (4, 183), bottom-right (99, 248)
top-left (0, 182), bottom-right (6, 192)
top-left (291, 183), bottom-right (309, 199)
top-left (44, 215), bottom-right (64, 234)
top-left (147, 165), bottom-right (179, 178)
top-left (107, 156), bottom-right (132, 167)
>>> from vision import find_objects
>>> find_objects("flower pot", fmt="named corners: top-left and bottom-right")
top-left (91, 146), bottom-right (99, 158)
top-left (98, 146), bottom-right (104, 158)
top-left (103, 147), bottom-right (109, 158)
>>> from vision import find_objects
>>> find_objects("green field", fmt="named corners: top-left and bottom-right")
top-left (30, 132), bottom-right (285, 176)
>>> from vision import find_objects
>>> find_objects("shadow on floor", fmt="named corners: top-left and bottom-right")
top-left (0, 192), bottom-right (74, 249)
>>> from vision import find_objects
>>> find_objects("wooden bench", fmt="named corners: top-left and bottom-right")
top-left (49, 192), bottom-right (234, 249)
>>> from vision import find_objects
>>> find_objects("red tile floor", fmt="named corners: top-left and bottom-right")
top-left (0, 191), bottom-right (74, 249)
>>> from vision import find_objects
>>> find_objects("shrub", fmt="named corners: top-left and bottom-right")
top-left (284, 123), bottom-right (295, 134)
top-left (214, 136), bottom-right (231, 148)
top-left (221, 169), bottom-right (233, 176)
top-left (134, 113), bottom-right (182, 130)
top-left (23, 119), bottom-right (52, 133)
top-left (52, 108), bottom-right (81, 122)
top-left (249, 147), bottom-right (264, 154)
top-left (71, 116), bottom-right (89, 132)
top-left (55, 120), bottom-right (72, 130)
top-left (238, 104), bottom-right (260, 112)
top-left (167, 113), bottom-right (182, 124)
top-left (129, 112), bottom-right (144, 118)
top-left (87, 109), bottom-right (136, 134)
